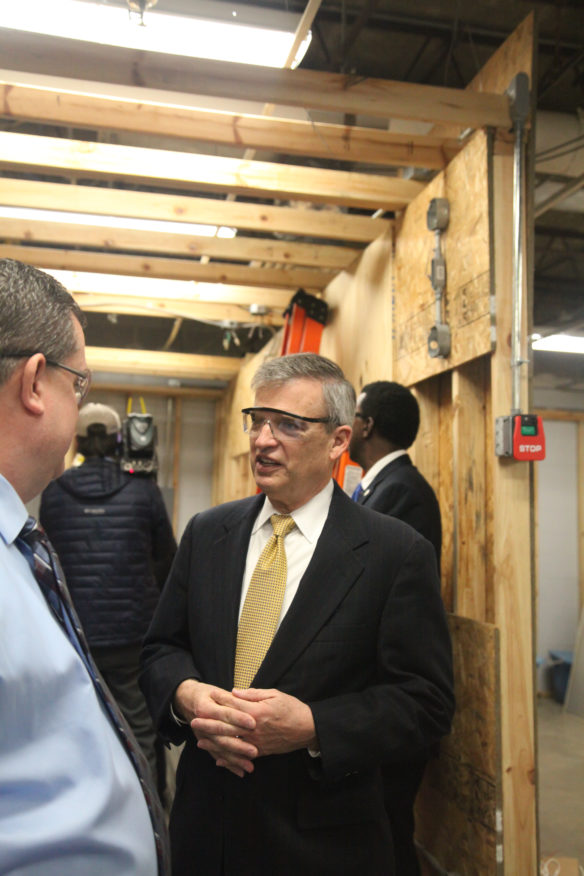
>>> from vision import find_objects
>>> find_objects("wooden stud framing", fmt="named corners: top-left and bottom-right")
top-left (0, 79), bottom-right (460, 171)
top-left (0, 215), bottom-right (361, 269)
top-left (451, 359), bottom-right (488, 621)
top-left (0, 31), bottom-right (512, 129)
top-left (0, 131), bottom-right (423, 211)
top-left (85, 347), bottom-right (242, 382)
top-left (0, 246), bottom-right (334, 291)
top-left (0, 177), bottom-right (391, 244)
top-left (489, 143), bottom-right (537, 875)
top-left (74, 293), bottom-right (286, 327)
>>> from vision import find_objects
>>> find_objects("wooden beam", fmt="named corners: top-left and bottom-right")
top-left (85, 346), bottom-right (242, 381)
top-left (452, 360), bottom-right (488, 621)
top-left (534, 172), bottom-right (584, 218)
top-left (74, 293), bottom-right (286, 326)
top-left (90, 381), bottom-right (223, 399)
top-left (67, 280), bottom-right (291, 309)
top-left (0, 29), bottom-right (512, 128)
top-left (0, 131), bottom-right (424, 211)
top-left (490, 147), bottom-right (537, 875)
top-left (0, 216), bottom-right (360, 269)
top-left (0, 177), bottom-right (391, 244)
top-left (0, 245), bottom-right (334, 290)
top-left (0, 79), bottom-right (459, 171)
top-left (579, 422), bottom-right (584, 616)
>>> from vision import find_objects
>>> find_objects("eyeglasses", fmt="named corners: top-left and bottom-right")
top-left (0, 352), bottom-right (92, 406)
top-left (241, 406), bottom-right (332, 441)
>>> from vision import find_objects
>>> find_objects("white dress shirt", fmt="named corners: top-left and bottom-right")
top-left (0, 474), bottom-right (157, 876)
top-left (359, 449), bottom-right (408, 493)
top-left (239, 480), bottom-right (334, 626)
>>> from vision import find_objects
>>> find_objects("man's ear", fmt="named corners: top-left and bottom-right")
top-left (330, 424), bottom-right (351, 460)
top-left (20, 354), bottom-right (47, 415)
top-left (362, 416), bottom-right (374, 438)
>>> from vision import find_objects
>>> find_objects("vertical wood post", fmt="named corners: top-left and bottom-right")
top-left (490, 142), bottom-right (537, 874)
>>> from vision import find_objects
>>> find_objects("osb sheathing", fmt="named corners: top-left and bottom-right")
top-left (394, 129), bottom-right (492, 387)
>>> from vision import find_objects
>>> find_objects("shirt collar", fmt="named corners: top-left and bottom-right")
top-left (253, 480), bottom-right (334, 544)
top-left (361, 449), bottom-right (408, 490)
top-left (0, 473), bottom-right (29, 546)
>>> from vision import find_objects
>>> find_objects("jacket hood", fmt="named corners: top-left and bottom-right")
top-left (57, 458), bottom-right (128, 500)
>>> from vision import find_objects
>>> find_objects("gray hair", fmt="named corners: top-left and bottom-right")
top-left (0, 259), bottom-right (85, 386)
top-left (251, 353), bottom-right (356, 429)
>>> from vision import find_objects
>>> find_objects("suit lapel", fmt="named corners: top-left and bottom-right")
top-left (361, 454), bottom-right (411, 505)
top-left (253, 485), bottom-right (369, 688)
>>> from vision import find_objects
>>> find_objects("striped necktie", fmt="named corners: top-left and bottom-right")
top-left (16, 516), bottom-right (170, 876)
top-left (234, 514), bottom-right (296, 689)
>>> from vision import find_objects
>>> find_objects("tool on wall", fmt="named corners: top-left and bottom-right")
top-left (495, 72), bottom-right (545, 461)
top-left (426, 197), bottom-right (451, 359)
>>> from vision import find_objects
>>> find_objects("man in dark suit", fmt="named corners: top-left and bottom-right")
top-left (349, 379), bottom-right (443, 875)
top-left (140, 354), bottom-right (454, 876)
top-left (349, 380), bottom-right (441, 565)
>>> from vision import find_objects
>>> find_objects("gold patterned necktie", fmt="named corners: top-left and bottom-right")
top-left (233, 513), bottom-right (296, 689)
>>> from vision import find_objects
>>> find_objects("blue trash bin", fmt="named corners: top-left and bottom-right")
top-left (548, 650), bottom-right (573, 704)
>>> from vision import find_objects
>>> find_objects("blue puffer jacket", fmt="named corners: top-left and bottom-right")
top-left (39, 458), bottom-right (177, 648)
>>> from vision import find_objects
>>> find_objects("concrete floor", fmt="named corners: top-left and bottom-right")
top-left (538, 696), bottom-right (584, 866)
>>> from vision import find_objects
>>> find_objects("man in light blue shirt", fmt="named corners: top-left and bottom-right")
top-left (0, 259), bottom-right (169, 875)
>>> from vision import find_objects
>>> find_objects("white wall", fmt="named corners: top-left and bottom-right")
top-left (536, 419), bottom-right (581, 692)
top-left (174, 398), bottom-right (216, 539)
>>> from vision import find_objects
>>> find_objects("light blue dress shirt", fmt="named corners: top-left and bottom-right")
top-left (0, 474), bottom-right (157, 875)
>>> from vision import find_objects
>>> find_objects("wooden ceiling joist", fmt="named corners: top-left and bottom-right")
top-left (0, 131), bottom-right (423, 211)
top-left (74, 294), bottom-right (286, 327)
top-left (0, 30), bottom-right (512, 129)
top-left (0, 246), bottom-right (334, 291)
top-left (0, 178), bottom-right (391, 244)
top-left (67, 279), bottom-right (292, 310)
top-left (85, 346), bottom-right (242, 381)
top-left (0, 216), bottom-right (360, 269)
top-left (0, 79), bottom-right (460, 171)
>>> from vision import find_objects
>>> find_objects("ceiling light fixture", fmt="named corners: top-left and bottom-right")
top-left (0, 206), bottom-right (237, 239)
top-left (532, 333), bottom-right (584, 355)
top-left (3, 0), bottom-right (312, 68)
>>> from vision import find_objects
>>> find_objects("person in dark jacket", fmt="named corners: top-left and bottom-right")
top-left (40, 402), bottom-right (177, 786)
top-left (348, 380), bottom-right (443, 876)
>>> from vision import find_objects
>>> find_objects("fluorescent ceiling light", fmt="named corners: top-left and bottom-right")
top-left (3, 0), bottom-right (311, 68)
top-left (532, 334), bottom-right (584, 354)
top-left (0, 206), bottom-right (236, 239)
top-left (46, 270), bottom-right (243, 302)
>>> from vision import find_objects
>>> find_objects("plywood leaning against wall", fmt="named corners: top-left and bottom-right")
top-left (394, 129), bottom-right (493, 387)
top-left (416, 615), bottom-right (502, 875)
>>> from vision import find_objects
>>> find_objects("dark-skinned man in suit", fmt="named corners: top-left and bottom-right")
top-left (349, 379), bottom-right (443, 875)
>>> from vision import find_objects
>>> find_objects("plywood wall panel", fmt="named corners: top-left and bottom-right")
top-left (416, 615), bottom-right (502, 875)
top-left (320, 228), bottom-right (393, 391)
top-left (395, 131), bottom-right (493, 387)
top-left (437, 375), bottom-right (455, 612)
top-left (452, 358), bottom-right (488, 621)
